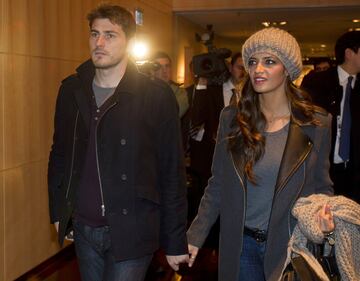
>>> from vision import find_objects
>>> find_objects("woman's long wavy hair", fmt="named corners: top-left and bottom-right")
top-left (228, 75), bottom-right (321, 184)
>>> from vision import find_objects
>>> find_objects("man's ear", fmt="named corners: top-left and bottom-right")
top-left (344, 48), bottom-right (355, 61)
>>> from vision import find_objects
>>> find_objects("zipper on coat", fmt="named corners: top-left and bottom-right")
top-left (95, 102), bottom-right (117, 217)
top-left (230, 153), bottom-right (247, 253)
top-left (66, 111), bottom-right (79, 199)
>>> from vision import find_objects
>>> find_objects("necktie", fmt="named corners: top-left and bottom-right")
top-left (339, 76), bottom-right (353, 162)
top-left (230, 88), bottom-right (237, 106)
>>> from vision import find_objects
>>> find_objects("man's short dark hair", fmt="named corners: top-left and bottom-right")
top-left (231, 52), bottom-right (242, 66)
top-left (335, 31), bottom-right (360, 65)
top-left (87, 4), bottom-right (136, 39)
top-left (152, 51), bottom-right (172, 64)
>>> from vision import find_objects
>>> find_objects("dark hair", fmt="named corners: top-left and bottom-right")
top-left (152, 51), bottom-right (172, 64)
top-left (228, 77), bottom-right (321, 184)
top-left (231, 52), bottom-right (242, 66)
top-left (87, 4), bottom-right (136, 39)
top-left (335, 31), bottom-right (360, 65)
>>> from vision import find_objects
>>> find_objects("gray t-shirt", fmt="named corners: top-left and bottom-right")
top-left (92, 81), bottom-right (116, 108)
top-left (245, 123), bottom-right (289, 231)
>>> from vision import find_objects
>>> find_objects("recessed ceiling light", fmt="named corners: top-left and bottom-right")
top-left (262, 21), bottom-right (287, 27)
top-left (320, 44), bottom-right (326, 48)
top-left (356, 28), bottom-right (360, 31)
top-left (353, 19), bottom-right (360, 23)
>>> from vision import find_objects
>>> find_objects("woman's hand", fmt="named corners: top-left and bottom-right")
top-left (317, 204), bottom-right (335, 233)
top-left (188, 244), bottom-right (199, 267)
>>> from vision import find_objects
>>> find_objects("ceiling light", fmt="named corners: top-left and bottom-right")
top-left (352, 19), bottom-right (360, 23)
top-left (320, 44), bottom-right (326, 48)
top-left (279, 21), bottom-right (287, 26)
top-left (262, 22), bottom-right (270, 27)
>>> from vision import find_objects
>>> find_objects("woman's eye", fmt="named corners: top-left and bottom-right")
top-left (248, 59), bottom-right (257, 66)
top-left (265, 59), bottom-right (276, 65)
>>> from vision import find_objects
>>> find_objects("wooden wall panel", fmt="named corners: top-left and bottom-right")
top-left (3, 55), bottom-right (79, 169)
top-left (4, 161), bottom-right (60, 280)
top-left (6, 0), bottom-right (89, 61)
top-left (0, 0), bottom-right (9, 53)
top-left (0, 172), bottom-right (4, 281)
top-left (172, 0), bottom-right (360, 11)
top-left (0, 54), bottom-right (4, 171)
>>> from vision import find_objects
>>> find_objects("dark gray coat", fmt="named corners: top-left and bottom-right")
top-left (187, 106), bottom-right (333, 281)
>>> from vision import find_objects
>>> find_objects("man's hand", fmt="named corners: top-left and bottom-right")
top-left (188, 244), bottom-right (199, 268)
top-left (166, 254), bottom-right (189, 271)
top-left (54, 221), bottom-right (74, 241)
top-left (54, 221), bottom-right (59, 232)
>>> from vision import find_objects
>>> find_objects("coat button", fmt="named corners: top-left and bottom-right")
top-left (122, 208), bottom-right (128, 215)
top-left (120, 139), bottom-right (126, 145)
top-left (121, 174), bottom-right (127, 180)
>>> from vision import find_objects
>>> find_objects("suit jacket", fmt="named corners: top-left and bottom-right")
top-left (302, 68), bottom-right (360, 188)
top-left (187, 106), bottom-right (333, 281)
top-left (48, 60), bottom-right (188, 260)
top-left (189, 85), bottom-right (224, 178)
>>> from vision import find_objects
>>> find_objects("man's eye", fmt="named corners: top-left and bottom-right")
top-left (106, 34), bottom-right (115, 39)
top-left (90, 32), bottom-right (98, 38)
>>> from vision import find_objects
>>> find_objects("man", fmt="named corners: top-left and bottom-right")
top-left (223, 52), bottom-right (245, 106)
top-left (152, 51), bottom-right (189, 118)
top-left (314, 58), bottom-right (331, 72)
top-left (302, 31), bottom-right (360, 203)
top-left (47, 4), bottom-right (188, 281)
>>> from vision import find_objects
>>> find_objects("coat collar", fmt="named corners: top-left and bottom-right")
top-left (73, 59), bottom-right (141, 129)
top-left (230, 108), bottom-right (314, 192)
top-left (274, 119), bottom-right (313, 194)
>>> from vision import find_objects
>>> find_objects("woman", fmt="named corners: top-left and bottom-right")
top-left (186, 27), bottom-right (334, 281)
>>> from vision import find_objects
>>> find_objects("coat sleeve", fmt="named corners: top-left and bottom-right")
top-left (186, 109), bottom-right (227, 247)
top-left (157, 86), bottom-right (188, 255)
top-left (313, 113), bottom-right (334, 195)
top-left (48, 84), bottom-right (67, 223)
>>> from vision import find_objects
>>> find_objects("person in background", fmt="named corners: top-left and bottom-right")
top-left (302, 30), bottom-right (360, 203)
top-left (223, 52), bottom-right (246, 106)
top-left (152, 51), bottom-right (189, 118)
top-left (48, 4), bottom-right (188, 281)
top-left (187, 27), bottom-right (334, 281)
top-left (314, 58), bottom-right (332, 72)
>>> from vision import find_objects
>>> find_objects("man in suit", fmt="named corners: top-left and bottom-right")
top-left (47, 4), bottom-right (188, 281)
top-left (302, 30), bottom-right (360, 202)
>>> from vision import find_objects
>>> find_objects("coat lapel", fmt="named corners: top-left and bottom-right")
top-left (274, 121), bottom-right (313, 194)
top-left (230, 148), bottom-right (246, 189)
top-left (74, 87), bottom-right (91, 130)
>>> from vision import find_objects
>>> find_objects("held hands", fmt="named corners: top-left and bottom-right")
top-left (165, 244), bottom-right (199, 271)
top-left (317, 204), bottom-right (335, 233)
top-left (166, 254), bottom-right (189, 271)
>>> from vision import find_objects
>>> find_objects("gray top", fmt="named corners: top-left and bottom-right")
top-left (92, 81), bottom-right (116, 108)
top-left (245, 122), bottom-right (289, 231)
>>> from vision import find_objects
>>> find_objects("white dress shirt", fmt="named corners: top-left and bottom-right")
top-left (334, 66), bottom-right (356, 163)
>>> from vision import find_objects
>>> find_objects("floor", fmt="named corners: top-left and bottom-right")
top-left (16, 245), bottom-right (218, 281)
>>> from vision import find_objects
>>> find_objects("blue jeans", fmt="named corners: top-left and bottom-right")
top-left (73, 220), bottom-right (153, 281)
top-left (238, 234), bottom-right (266, 281)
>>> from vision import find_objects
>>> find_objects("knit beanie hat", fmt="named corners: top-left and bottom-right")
top-left (242, 27), bottom-right (303, 81)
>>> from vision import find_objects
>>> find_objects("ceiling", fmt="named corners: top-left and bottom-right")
top-left (176, 5), bottom-right (360, 58)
